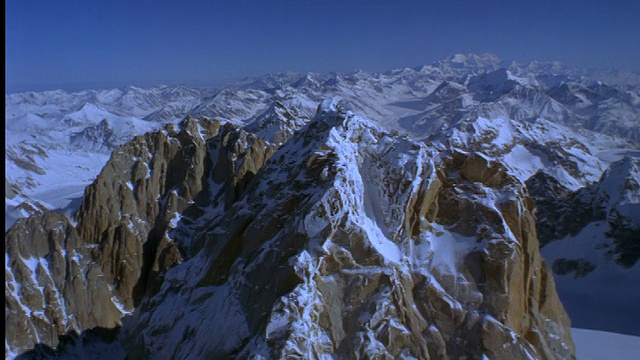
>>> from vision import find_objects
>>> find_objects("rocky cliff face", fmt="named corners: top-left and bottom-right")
top-left (6, 100), bottom-right (574, 359)
top-left (5, 116), bottom-right (277, 357)
top-left (525, 171), bottom-right (603, 248)
top-left (5, 212), bottom-right (122, 356)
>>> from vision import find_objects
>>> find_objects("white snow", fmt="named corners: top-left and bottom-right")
top-left (168, 212), bottom-right (182, 229)
top-left (502, 144), bottom-right (545, 182)
top-left (22, 257), bottom-right (41, 289)
top-left (572, 328), bottom-right (640, 360)
top-left (71, 250), bottom-right (82, 264)
top-left (322, 113), bottom-right (403, 263)
top-left (5, 143), bottom-right (110, 227)
top-left (472, 117), bottom-right (515, 148)
top-left (111, 295), bottom-right (132, 316)
top-left (421, 223), bottom-right (476, 273)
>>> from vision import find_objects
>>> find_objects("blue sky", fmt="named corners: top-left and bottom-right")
top-left (5, 0), bottom-right (640, 92)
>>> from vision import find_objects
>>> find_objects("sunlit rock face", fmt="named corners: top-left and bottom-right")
top-left (6, 100), bottom-right (574, 359)
top-left (5, 212), bottom-right (122, 354)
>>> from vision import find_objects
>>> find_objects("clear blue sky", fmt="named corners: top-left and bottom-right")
top-left (5, 0), bottom-right (640, 92)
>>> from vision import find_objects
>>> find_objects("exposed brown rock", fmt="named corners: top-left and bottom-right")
top-left (5, 213), bottom-right (122, 353)
top-left (5, 116), bottom-right (277, 356)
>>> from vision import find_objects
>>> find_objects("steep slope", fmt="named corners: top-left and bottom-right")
top-left (243, 98), bottom-right (315, 145)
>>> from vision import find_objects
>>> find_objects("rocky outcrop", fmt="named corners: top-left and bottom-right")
top-left (5, 213), bottom-right (122, 355)
top-left (6, 178), bottom-right (21, 199)
top-left (5, 116), bottom-right (277, 357)
top-left (551, 258), bottom-right (596, 278)
top-left (73, 115), bottom-right (276, 308)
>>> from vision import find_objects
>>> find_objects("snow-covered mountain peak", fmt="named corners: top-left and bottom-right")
top-left (426, 53), bottom-right (503, 77)
top-left (291, 73), bottom-right (321, 88)
top-left (449, 52), bottom-right (502, 66)
top-left (450, 53), bottom-right (471, 63)
top-left (69, 117), bottom-right (117, 152)
top-left (520, 60), bottom-right (567, 75)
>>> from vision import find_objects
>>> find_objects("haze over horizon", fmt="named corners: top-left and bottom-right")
top-left (6, 0), bottom-right (640, 93)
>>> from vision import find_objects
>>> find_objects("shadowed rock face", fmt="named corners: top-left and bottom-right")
top-left (527, 158), bottom-right (640, 269)
top-left (70, 119), bottom-right (117, 152)
top-left (525, 171), bottom-right (603, 247)
top-left (6, 103), bottom-right (574, 359)
top-left (552, 258), bottom-right (596, 278)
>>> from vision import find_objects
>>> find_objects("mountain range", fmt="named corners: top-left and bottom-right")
top-left (5, 54), bottom-right (640, 359)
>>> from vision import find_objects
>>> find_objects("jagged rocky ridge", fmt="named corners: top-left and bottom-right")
top-left (6, 100), bottom-right (574, 359)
